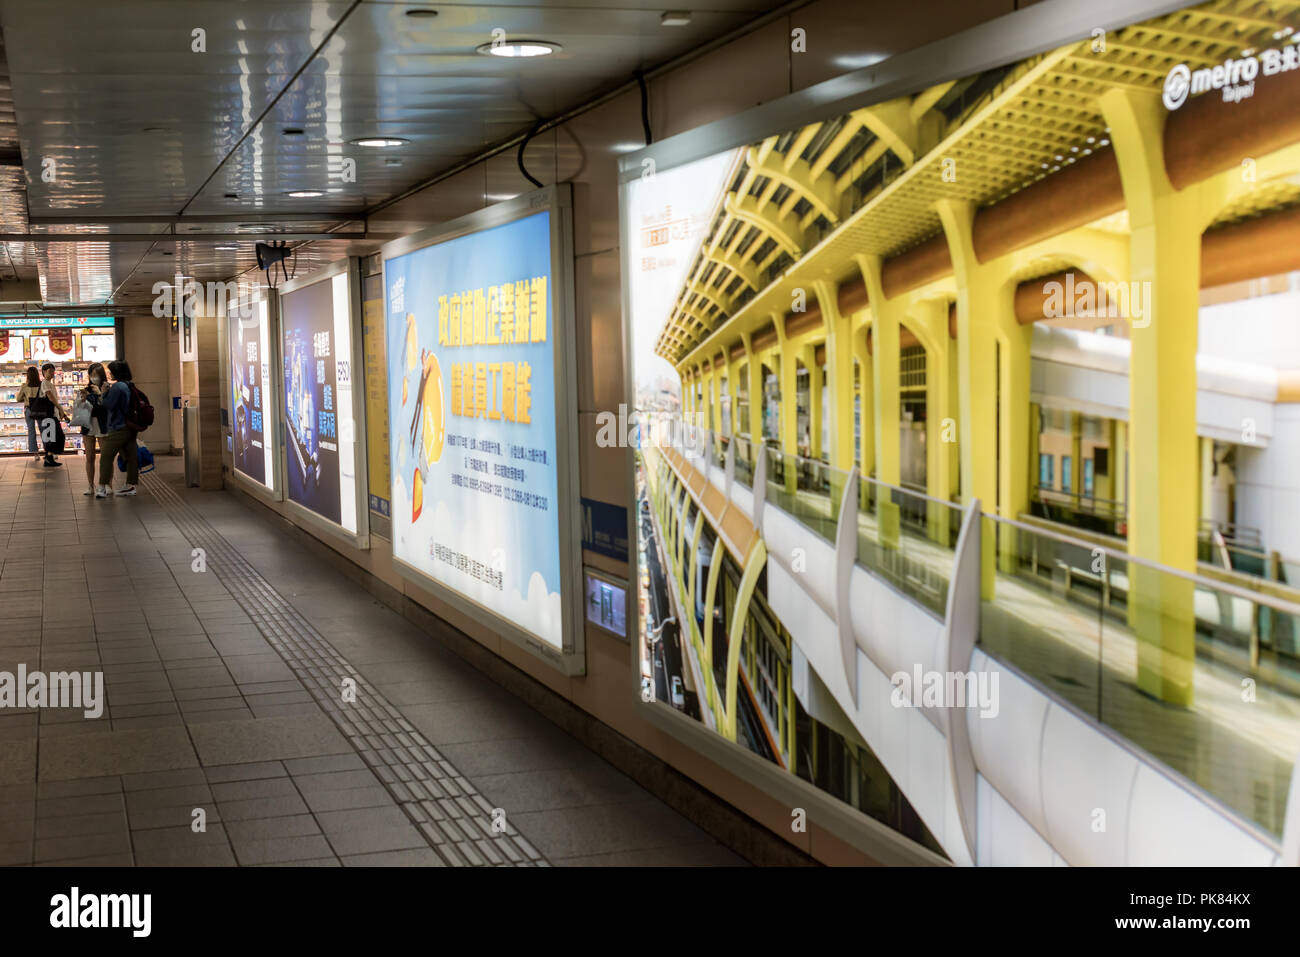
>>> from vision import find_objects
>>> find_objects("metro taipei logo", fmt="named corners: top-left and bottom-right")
top-left (1162, 43), bottom-right (1300, 110)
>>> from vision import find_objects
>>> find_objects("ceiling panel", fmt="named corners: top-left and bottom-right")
top-left (0, 0), bottom-right (788, 306)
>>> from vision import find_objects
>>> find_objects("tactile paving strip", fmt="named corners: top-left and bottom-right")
top-left (142, 474), bottom-right (549, 867)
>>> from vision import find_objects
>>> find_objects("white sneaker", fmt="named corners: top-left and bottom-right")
top-left (115, 485), bottom-right (137, 497)
top-left (94, 486), bottom-right (108, 499)
top-left (83, 488), bottom-right (94, 496)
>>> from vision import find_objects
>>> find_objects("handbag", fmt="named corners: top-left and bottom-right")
top-left (69, 398), bottom-right (92, 430)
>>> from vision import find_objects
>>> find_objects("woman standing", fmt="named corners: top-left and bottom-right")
top-left (95, 360), bottom-right (138, 498)
top-left (16, 366), bottom-right (41, 461)
top-left (77, 362), bottom-right (107, 495)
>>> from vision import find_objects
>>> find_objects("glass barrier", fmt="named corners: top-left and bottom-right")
top-left (855, 477), bottom-right (962, 617)
top-left (763, 447), bottom-right (843, 543)
top-left (978, 514), bottom-right (1300, 839)
top-left (734, 434), bottom-right (754, 489)
top-left (711, 431), bottom-right (729, 473)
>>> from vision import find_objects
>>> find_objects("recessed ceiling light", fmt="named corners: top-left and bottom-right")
top-left (405, 7), bottom-right (438, 16)
top-left (282, 127), bottom-right (305, 136)
top-left (214, 244), bottom-right (239, 251)
top-left (660, 11), bottom-right (692, 27)
top-left (285, 190), bottom-right (324, 198)
top-left (476, 39), bottom-right (560, 58)
top-left (348, 137), bottom-right (409, 148)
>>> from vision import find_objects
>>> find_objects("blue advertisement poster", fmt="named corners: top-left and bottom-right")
top-left (281, 277), bottom-right (344, 527)
top-left (385, 210), bottom-right (563, 649)
top-left (228, 300), bottom-right (271, 487)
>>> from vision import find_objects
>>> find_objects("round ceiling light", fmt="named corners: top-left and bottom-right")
top-left (476, 39), bottom-right (560, 58)
top-left (285, 190), bottom-right (324, 198)
top-left (348, 136), bottom-right (409, 148)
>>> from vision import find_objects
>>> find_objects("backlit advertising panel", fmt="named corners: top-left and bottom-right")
top-left (382, 186), bottom-right (583, 672)
top-left (278, 259), bottom-right (367, 542)
top-left (228, 295), bottom-right (274, 490)
top-left (619, 0), bottom-right (1300, 866)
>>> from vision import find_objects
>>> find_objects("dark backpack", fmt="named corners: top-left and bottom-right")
top-left (125, 384), bottom-right (155, 433)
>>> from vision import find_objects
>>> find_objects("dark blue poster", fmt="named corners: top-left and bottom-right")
top-left (228, 299), bottom-right (271, 486)
top-left (282, 276), bottom-right (343, 526)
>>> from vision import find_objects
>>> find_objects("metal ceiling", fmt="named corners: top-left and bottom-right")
top-left (0, 0), bottom-right (791, 309)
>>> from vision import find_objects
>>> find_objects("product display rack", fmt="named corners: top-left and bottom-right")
top-left (0, 320), bottom-right (118, 456)
top-left (0, 365), bottom-right (89, 455)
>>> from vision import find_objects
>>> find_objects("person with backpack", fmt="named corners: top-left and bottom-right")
top-left (96, 359), bottom-right (142, 498)
top-left (15, 366), bottom-right (42, 461)
top-left (72, 361), bottom-right (108, 495)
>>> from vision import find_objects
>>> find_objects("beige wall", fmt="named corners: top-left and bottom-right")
top-left (218, 0), bottom-right (1018, 864)
top-left (121, 314), bottom-right (173, 451)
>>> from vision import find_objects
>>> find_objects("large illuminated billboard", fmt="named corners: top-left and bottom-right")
top-left (382, 186), bottom-right (583, 673)
top-left (278, 259), bottom-right (368, 544)
top-left (619, 0), bottom-right (1300, 866)
top-left (227, 293), bottom-right (275, 492)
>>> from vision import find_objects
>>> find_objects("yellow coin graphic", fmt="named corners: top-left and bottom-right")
top-left (421, 353), bottom-right (445, 465)
top-left (405, 313), bottom-right (419, 373)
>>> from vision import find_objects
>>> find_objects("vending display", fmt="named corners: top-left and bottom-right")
top-left (0, 319), bottom-right (116, 455)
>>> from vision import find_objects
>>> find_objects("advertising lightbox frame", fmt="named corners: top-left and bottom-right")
top-left (225, 284), bottom-right (284, 507)
top-left (379, 184), bottom-right (586, 677)
top-left (615, 0), bottom-right (1187, 862)
top-left (275, 256), bottom-right (371, 551)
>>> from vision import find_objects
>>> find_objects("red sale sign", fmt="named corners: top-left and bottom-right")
top-left (50, 331), bottom-right (73, 355)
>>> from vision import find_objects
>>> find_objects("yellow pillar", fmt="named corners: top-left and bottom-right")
top-left (743, 333), bottom-right (763, 444)
top-left (910, 299), bottom-right (955, 544)
top-left (711, 360), bottom-right (723, 436)
top-left (817, 281), bottom-right (856, 473)
top-left (775, 314), bottom-right (799, 494)
top-left (857, 254), bottom-right (900, 547)
top-left (947, 314), bottom-right (960, 501)
top-left (1070, 412), bottom-right (1082, 496)
top-left (1029, 403), bottom-right (1042, 502)
top-left (724, 353), bottom-right (739, 437)
top-left (687, 510), bottom-right (704, 631)
top-left (854, 325), bottom-right (875, 479)
top-left (1199, 437), bottom-right (1214, 526)
top-left (941, 197), bottom-right (1019, 595)
top-left (805, 343), bottom-right (823, 462)
top-left (701, 540), bottom-right (723, 720)
top-left (1101, 87), bottom-right (1200, 707)
top-left (724, 540), bottom-right (768, 743)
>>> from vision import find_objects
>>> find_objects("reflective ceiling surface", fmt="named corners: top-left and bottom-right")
top-left (0, 0), bottom-right (788, 308)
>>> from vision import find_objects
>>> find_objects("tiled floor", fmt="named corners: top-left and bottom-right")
top-left (0, 452), bottom-right (745, 867)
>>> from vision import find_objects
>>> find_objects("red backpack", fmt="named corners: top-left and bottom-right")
top-left (125, 384), bottom-right (155, 433)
